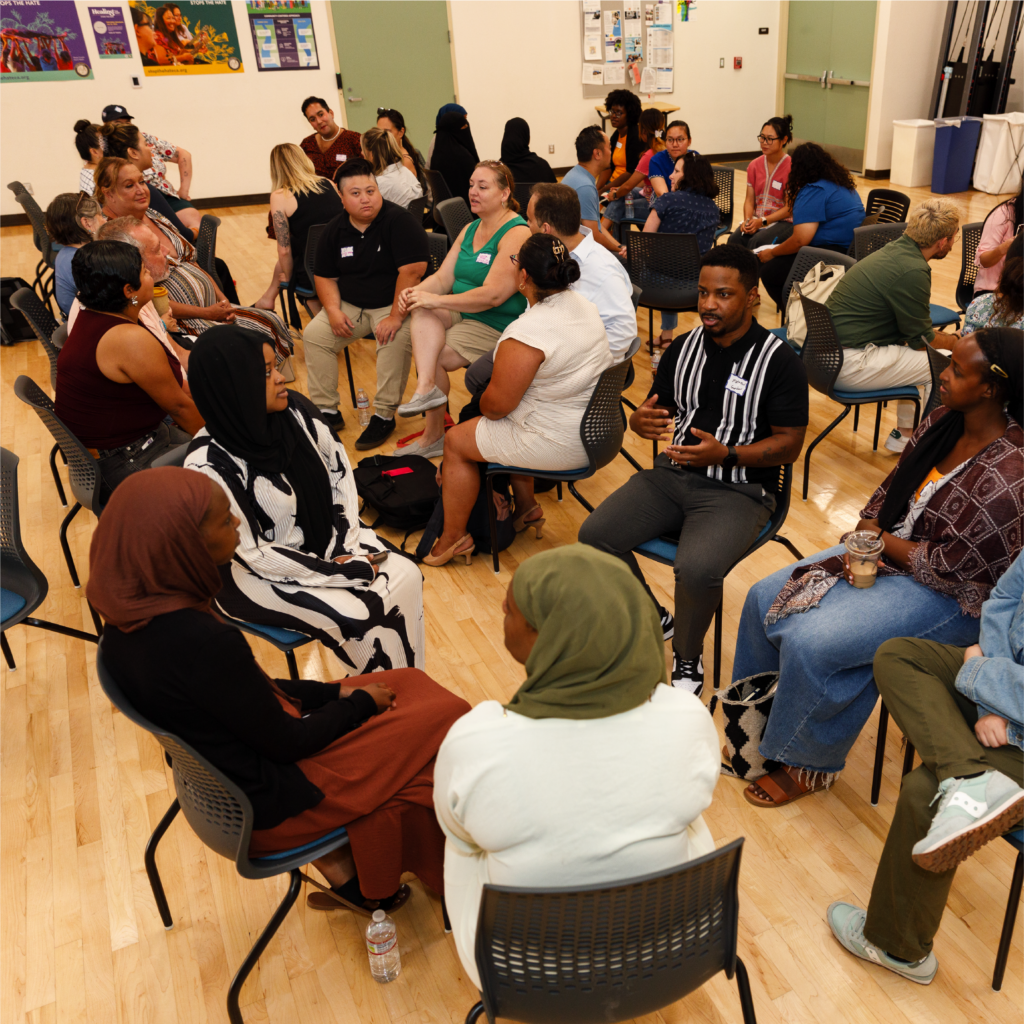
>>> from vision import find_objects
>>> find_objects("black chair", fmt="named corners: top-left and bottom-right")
top-left (465, 837), bottom-right (758, 1024)
top-left (1, 447), bottom-right (100, 671)
top-left (7, 181), bottom-right (56, 309)
top-left (218, 615), bottom-right (314, 681)
top-left (427, 230), bottom-right (449, 275)
top-left (483, 361), bottom-right (631, 573)
top-left (712, 166), bottom-right (734, 242)
top-left (512, 181), bottom-right (536, 214)
top-left (864, 188), bottom-right (911, 225)
top-left (849, 221), bottom-right (907, 261)
top-left (424, 168), bottom-right (455, 229)
top-left (924, 345), bottom-right (951, 418)
top-left (635, 464), bottom-right (803, 689)
top-left (956, 221), bottom-right (984, 311)
top-left (406, 195), bottom-right (430, 223)
top-left (774, 246), bottom-right (857, 331)
top-left (51, 323), bottom-right (67, 349)
top-left (194, 214), bottom-right (223, 289)
top-left (13, 375), bottom-right (106, 592)
top-left (625, 231), bottom-right (701, 354)
top-left (95, 641), bottom-right (351, 1024)
top-left (799, 296), bottom-right (920, 501)
top-left (436, 197), bottom-right (474, 242)
top-left (618, 286), bottom-right (645, 472)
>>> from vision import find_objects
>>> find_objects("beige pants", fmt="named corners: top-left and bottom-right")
top-left (303, 302), bottom-right (413, 418)
top-left (834, 343), bottom-right (932, 428)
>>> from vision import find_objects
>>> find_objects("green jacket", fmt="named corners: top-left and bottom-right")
top-left (826, 232), bottom-right (935, 350)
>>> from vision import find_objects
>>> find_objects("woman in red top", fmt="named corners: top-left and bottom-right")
top-left (55, 239), bottom-right (202, 497)
top-left (729, 114), bottom-right (795, 250)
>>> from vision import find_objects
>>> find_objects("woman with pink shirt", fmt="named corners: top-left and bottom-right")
top-left (975, 188), bottom-right (1021, 296)
top-left (729, 114), bottom-right (795, 250)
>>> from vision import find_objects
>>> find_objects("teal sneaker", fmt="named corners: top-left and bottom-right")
top-left (826, 902), bottom-right (937, 985)
top-left (912, 771), bottom-right (1024, 873)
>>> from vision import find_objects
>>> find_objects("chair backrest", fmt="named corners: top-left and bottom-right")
top-left (475, 838), bottom-right (746, 1024)
top-left (778, 246), bottom-right (856, 317)
top-left (631, 284), bottom-right (642, 311)
top-left (712, 167), bottom-right (734, 227)
top-left (436, 197), bottom-right (474, 241)
top-left (195, 215), bottom-right (222, 287)
top-left (95, 639), bottom-right (256, 869)
top-left (956, 220), bottom-right (984, 311)
top-left (51, 324), bottom-right (68, 350)
top-left (851, 221), bottom-right (907, 261)
top-left (13, 375), bottom-right (104, 513)
top-left (0, 446), bottom-right (47, 622)
top-left (513, 181), bottom-right (536, 215)
top-left (424, 169), bottom-right (454, 227)
top-left (579, 360), bottom-right (630, 473)
top-left (799, 295), bottom-right (845, 398)
top-left (864, 188), bottom-right (911, 225)
top-left (10, 287), bottom-right (60, 390)
top-left (924, 345), bottom-right (951, 417)
top-left (9, 185), bottom-right (52, 262)
top-left (427, 231), bottom-right (449, 275)
top-left (406, 196), bottom-right (430, 222)
top-left (625, 232), bottom-right (702, 311)
top-left (304, 223), bottom-right (328, 291)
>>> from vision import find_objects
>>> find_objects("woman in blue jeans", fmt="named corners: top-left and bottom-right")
top-left (732, 329), bottom-right (1024, 808)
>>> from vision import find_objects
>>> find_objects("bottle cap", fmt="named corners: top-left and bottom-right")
top-left (372, 909), bottom-right (386, 922)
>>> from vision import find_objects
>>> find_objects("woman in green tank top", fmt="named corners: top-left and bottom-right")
top-left (395, 160), bottom-right (531, 457)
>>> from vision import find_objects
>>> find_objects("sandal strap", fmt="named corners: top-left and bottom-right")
top-left (755, 768), bottom-right (808, 805)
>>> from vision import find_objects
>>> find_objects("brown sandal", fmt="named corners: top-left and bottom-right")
top-left (744, 766), bottom-right (825, 808)
top-left (304, 876), bottom-right (412, 915)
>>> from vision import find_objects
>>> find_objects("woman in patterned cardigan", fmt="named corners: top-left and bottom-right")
top-left (732, 328), bottom-right (1024, 808)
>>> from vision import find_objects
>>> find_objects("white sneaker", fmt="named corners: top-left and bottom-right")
top-left (827, 902), bottom-right (937, 985)
top-left (884, 428), bottom-right (909, 453)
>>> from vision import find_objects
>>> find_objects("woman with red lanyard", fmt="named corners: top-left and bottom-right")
top-left (729, 115), bottom-right (794, 250)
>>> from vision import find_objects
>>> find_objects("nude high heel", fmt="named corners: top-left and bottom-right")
top-left (512, 504), bottom-right (546, 538)
top-left (421, 534), bottom-right (475, 567)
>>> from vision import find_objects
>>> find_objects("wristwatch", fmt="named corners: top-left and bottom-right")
top-left (722, 445), bottom-right (739, 471)
top-left (761, 216), bottom-right (769, 227)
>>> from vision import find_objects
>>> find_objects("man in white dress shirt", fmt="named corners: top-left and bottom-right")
top-left (463, 182), bottom-right (637, 394)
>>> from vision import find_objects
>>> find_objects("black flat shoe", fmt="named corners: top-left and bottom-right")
top-left (306, 877), bottom-right (412, 915)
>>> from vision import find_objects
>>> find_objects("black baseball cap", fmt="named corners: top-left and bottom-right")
top-left (101, 104), bottom-right (134, 123)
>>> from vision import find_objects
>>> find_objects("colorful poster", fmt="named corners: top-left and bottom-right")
top-left (246, 1), bottom-right (318, 71)
top-left (0, 0), bottom-right (93, 82)
top-left (129, 1), bottom-right (242, 76)
top-left (88, 5), bottom-right (132, 59)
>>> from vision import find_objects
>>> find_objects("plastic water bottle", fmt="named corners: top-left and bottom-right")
top-left (624, 191), bottom-right (635, 220)
top-left (366, 909), bottom-right (401, 982)
top-left (651, 346), bottom-right (662, 371)
top-left (356, 388), bottom-right (371, 427)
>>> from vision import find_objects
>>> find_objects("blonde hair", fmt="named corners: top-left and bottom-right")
top-left (474, 160), bottom-right (519, 213)
top-left (93, 156), bottom-right (133, 203)
top-left (906, 197), bottom-right (962, 248)
top-left (360, 127), bottom-right (405, 177)
top-left (269, 143), bottom-right (324, 197)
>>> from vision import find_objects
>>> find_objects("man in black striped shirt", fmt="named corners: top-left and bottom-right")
top-left (579, 246), bottom-right (808, 694)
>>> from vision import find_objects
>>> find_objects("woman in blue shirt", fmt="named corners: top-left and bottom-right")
top-left (45, 192), bottom-right (108, 318)
top-left (757, 142), bottom-right (865, 308)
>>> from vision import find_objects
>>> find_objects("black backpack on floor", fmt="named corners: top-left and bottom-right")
top-left (354, 453), bottom-right (439, 532)
top-left (414, 469), bottom-right (516, 560)
top-left (1, 278), bottom-right (37, 346)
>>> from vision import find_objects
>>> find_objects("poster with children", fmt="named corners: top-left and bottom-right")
top-left (0, 0), bottom-right (93, 82)
top-left (129, 0), bottom-right (243, 76)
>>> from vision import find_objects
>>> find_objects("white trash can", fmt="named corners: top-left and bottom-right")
top-left (891, 119), bottom-right (936, 188)
top-left (973, 112), bottom-right (1024, 195)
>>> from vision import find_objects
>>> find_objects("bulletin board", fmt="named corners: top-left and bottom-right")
top-left (580, 0), bottom-right (675, 100)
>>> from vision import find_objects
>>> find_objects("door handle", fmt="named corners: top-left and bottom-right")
top-left (827, 70), bottom-right (871, 88)
top-left (346, 96), bottom-right (363, 102)
top-left (820, 69), bottom-right (827, 89)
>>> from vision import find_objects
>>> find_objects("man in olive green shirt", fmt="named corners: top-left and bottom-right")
top-left (827, 198), bottom-right (961, 452)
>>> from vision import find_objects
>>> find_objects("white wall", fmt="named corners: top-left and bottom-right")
top-left (864, 0), bottom-right (948, 172)
top-left (0, 0), bottom-right (340, 216)
top-left (448, 0), bottom-right (781, 168)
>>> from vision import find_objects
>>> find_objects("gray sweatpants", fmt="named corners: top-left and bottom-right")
top-left (578, 455), bottom-right (774, 659)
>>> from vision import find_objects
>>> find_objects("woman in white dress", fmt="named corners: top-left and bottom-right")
top-left (422, 233), bottom-right (612, 566)
top-left (184, 325), bottom-right (424, 675)
top-left (359, 127), bottom-right (424, 209)
top-left (434, 544), bottom-right (719, 990)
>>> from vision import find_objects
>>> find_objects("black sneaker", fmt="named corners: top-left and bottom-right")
top-left (658, 604), bottom-right (675, 641)
top-left (671, 651), bottom-right (704, 698)
top-left (319, 409), bottom-right (345, 434)
top-left (355, 414), bottom-right (396, 450)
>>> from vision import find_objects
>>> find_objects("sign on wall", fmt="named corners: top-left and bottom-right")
top-left (0, 0), bottom-right (93, 82)
top-left (88, 5), bottom-right (133, 59)
top-left (246, 1), bottom-right (318, 71)
top-left (129, 0), bottom-right (243, 76)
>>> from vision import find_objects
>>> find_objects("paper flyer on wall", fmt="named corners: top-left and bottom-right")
top-left (246, 2), bottom-right (318, 71)
top-left (582, 0), bottom-right (601, 61)
top-left (644, 3), bottom-right (655, 24)
top-left (653, 2), bottom-right (674, 29)
top-left (603, 9), bottom-right (622, 62)
top-left (582, 62), bottom-right (604, 86)
top-left (129, 1), bottom-right (243, 75)
top-left (88, 6), bottom-right (132, 59)
top-left (623, 1), bottom-right (641, 35)
top-left (625, 37), bottom-right (642, 65)
top-left (655, 67), bottom-right (673, 91)
top-left (603, 64), bottom-right (624, 84)
top-left (639, 64), bottom-right (656, 92)
top-left (0, 0), bottom-right (93, 82)
top-left (647, 27), bottom-right (672, 66)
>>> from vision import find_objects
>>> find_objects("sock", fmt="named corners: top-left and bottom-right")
top-left (886, 952), bottom-right (914, 964)
top-left (896, 401), bottom-right (916, 432)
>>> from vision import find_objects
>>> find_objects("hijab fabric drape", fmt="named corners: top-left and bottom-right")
top-left (87, 467), bottom-right (222, 632)
top-left (505, 545), bottom-right (666, 720)
top-left (187, 324), bottom-right (335, 555)
top-left (430, 110), bottom-right (479, 204)
top-left (499, 117), bottom-right (557, 185)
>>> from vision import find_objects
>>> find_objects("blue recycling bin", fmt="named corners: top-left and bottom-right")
top-left (931, 117), bottom-right (983, 194)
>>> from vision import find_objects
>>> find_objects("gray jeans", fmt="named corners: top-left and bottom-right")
top-left (578, 455), bottom-right (774, 658)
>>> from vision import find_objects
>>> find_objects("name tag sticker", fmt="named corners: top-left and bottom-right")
top-left (725, 373), bottom-right (749, 397)
top-left (336, 154), bottom-right (346, 162)
top-left (770, 180), bottom-right (782, 190)
top-left (476, 252), bottom-right (492, 265)
top-left (341, 246), bottom-right (354, 257)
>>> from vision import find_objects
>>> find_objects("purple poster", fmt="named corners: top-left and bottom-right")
top-left (246, 2), bottom-right (318, 71)
top-left (0, 0), bottom-right (94, 82)
top-left (88, 5), bottom-right (132, 59)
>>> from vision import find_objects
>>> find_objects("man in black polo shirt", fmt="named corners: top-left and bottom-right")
top-left (304, 158), bottom-right (429, 449)
top-left (579, 245), bottom-right (808, 695)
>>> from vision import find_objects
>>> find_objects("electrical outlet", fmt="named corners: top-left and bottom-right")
top-left (131, 74), bottom-right (142, 88)
top-left (23, 182), bottom-right (33, 195)
top-left (548, 144), bottom-right (555, 154)
top-left (719, 57), bottom-right (724, 68)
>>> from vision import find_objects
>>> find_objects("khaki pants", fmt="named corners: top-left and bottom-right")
top-left (834, 343), bottom-right (932, 429)
top-left (303, 302), bottom-right (412, 419)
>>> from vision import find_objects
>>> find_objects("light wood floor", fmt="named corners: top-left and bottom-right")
top-left (1, 174), bottom-right (1020, 1024)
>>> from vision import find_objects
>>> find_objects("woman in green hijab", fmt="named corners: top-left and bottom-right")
top-left (433, 545), bottom-right (720, 991)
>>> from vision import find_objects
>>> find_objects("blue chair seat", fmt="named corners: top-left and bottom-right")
top-left (252, 825), bottom-right (349, 863)
top-left (930, 302), bottom-right (960, 328)
top-left (229, 618), bottom-right (309, 646)
top-left (768, 325), bottom-right (801, 352)
top-left (635, 536), bottom-right (678, 562)
top-left (714, 225), bottom-right (730, 239)
top-left (486, 462), bottom-right (589, 480)
top-left (832, 385), bottom-right (921, 404)
top-left (1007, 829), bottom-right (1024, 852)
top-left (1, 587), bottom-right (26, 625)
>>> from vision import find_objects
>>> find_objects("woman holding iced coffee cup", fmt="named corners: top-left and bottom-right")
top-left (730, 328), bottom-right (1024, 809)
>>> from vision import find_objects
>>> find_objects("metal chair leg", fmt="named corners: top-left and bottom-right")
top-left (1, 631), bottom-right (15, 670)
top-left (901, 740), bottom-right (916, 780)
top-left (802, 406), bottom-right (851, 500)
top-left (146, 799), bottom-right (181, 929)
top-left (87, 601), bottom-right (103, 636)
top-left (871, 703), bottom-right (889, 806)
top-left (713, 599), bottom-right (723, 690)
top-left (566, 481), bottom-right (593, 513)
top-left (556, 481), bottom-right (562, 502)
top-left (344, 347), bottom-right (357, 409)
top-left (853, 405), bottom-right (860, 432)
top-left (912, 398), bottom-right (921, 431)
top-left (872, 402), bottom-right (884, 450)
top-left (59, 502), bottom-right (83, 587)
top-left (465, 1002), bottom-right (486, 1024)
top-left (227, 868), bottom-right (303, 1024)
top-left (485, 475), bottom-right (500, 574)
top-left (441, 896), bottom-right (452, 934)
top-left (620, 447), bottom-right (644, 472)
top-left (734, 956), bottom-right (759, 1024)
top-left (49, 443), bottom-right (67, 507)
top-left (772, 535), bottom-right (804, 561)
top-left (285, 649), bottom-right (299, 681)
top-left (993, 850), bottom-right (1023, 991)
top-left (648, 309), bottom-right (654, 355)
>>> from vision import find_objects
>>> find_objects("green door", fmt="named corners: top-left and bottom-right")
top-left (331, 1), bottom-right (455, 150)
top-left (784, 1), bottom-right (876, 171)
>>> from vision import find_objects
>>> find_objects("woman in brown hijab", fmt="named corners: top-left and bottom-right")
top-left (89, 467), bottom-right (469, 914)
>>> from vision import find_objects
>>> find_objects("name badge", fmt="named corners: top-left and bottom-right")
top-left (725, 373), bottom-right (749, 397)
top-left (341, 246), bottom-right (354, 257)
top-left (476, 252), bottom-right (492, 265)
top-left (770, 180), bottom-right (782, 191)
top-left (336, 154), bottom-right (346, 163)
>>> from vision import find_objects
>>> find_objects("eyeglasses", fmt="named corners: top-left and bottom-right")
top-left (509, 254), bottom-right (519, 266)
top-left (757, 134), bottom-right (779, 143)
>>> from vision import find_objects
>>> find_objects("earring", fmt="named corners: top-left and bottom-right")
top-left (130, 296), bottom-right (139, 306)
